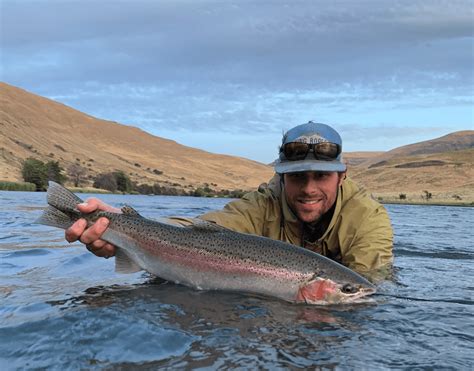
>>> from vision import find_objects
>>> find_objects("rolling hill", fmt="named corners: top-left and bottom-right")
top-left (0, 82), bottom-right (274, 193)
top-left (347, 132), bottom-right (474, 202)
top-left (1, 82), bottom-right (472, 202)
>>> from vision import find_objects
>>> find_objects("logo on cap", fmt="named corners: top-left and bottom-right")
top-left (294, 134), bottom-right (329, 144)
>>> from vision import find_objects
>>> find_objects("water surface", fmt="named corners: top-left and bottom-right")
top-left (1, 191), bottom-right (473, 369)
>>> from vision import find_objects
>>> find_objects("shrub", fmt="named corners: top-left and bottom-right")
top-left (93, 173), bottom-right (118, 192)
top-left (114, 171), bottom-right (132, 192)
top-left (0, 181), bottom-right (36, 191)
top-left (93, 171), bottom-right (132, 193)
top-left (67, 164), bottom-right (88, 187)
top-left (422, 190), bottom-right (432, 200)
top-left (22, 158), bottom-right (47, 190)
top-left (21, 158), bottom-right (66, 190)
top-left (45, 161), bottom-right (67, 184)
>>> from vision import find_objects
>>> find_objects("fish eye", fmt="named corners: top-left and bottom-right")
top-left (341, 284), bottom-right (359, 294)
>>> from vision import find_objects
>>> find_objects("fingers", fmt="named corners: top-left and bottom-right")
top-left (80, 217), bottom-right (115, 257)
top-left (65, 219), bottom-right (87, 243)
top-left (65, 215), bottom-right (116, 258)
top-left (80, 217), bottom-right (109, 244)
top-left (77, 198), bottom-right (122, 214)
top-left (66, 217), bottom-right (116, 258)
top-left (64, 198), bottom-right (120, 258)
top-left (86, 241), bottom-right (116, 258)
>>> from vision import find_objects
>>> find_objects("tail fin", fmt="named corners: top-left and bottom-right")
top-left (35, 206), bottom-right (76, 230)
top-left (47, 181), bottom-right (83, 213)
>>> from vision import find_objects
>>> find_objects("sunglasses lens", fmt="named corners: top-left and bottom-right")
top-left (282, 142), bottom-right (340, 161)
top-left (283, 142), bottom-right (310, 160)
top-left (315, 142), bottom-right (340, 159)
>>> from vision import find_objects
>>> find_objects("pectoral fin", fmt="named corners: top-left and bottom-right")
top-left (115, 249), bottom-right (142, 274)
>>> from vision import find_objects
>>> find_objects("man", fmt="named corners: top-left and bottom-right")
top-left (66, 121), bottom-right (393, 279)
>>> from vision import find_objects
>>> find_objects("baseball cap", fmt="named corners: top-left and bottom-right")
top-left (274, 121), bottom-right (346, 174)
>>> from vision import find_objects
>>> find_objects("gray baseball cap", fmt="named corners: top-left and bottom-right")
top-left (274, 121), bottom-right (346, 174)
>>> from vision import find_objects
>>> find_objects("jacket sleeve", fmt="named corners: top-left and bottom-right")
top-left (197, 190), bottom-right (271, 235)
top-left (340, 204), bottom-right (394, 279)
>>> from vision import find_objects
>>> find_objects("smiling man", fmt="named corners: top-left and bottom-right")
top-left (66, 121), bottom-right (393, 280)
top-left (199, 121), bottom-right (394, 279)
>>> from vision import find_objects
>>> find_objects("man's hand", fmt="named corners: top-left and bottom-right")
top-left (65, 198), bottom-right (121, 258)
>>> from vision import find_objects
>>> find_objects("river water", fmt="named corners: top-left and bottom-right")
top-left (0, 191), bottom-right (473, 370)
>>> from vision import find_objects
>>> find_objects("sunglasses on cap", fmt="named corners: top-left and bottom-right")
top-left (281, 141), bottom-right (341, 161)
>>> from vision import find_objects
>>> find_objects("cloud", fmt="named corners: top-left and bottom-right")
top-left (1, 0), bottom-right (472, 161)
top-left (3, 1), bottom-right (472, 87)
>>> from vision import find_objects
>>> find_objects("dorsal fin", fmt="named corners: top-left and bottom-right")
top-left (121, 205), bottom-right (141, 217)
top-left (189, 218), bottom-right (227, 233)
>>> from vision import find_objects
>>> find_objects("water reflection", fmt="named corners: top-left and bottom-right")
top-left (45, 278), bottom-right (376, 369)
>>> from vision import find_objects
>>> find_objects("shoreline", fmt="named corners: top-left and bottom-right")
top-left (1, 182), bottom-right (473, 206)
top-left (1, 187), bottom-right (472, 206)
top-left (380, 200), bottom-right (473, 207)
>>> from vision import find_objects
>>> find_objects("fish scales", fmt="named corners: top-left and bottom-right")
top-left (36, 181), bottom-right (376, 305)
top-left (102, 215), bottom-right (313, 284)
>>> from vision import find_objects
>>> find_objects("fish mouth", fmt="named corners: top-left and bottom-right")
top-left (297, 278), bottom-right (377, 305)
top-left (341, 287), bottom-right (377, 304)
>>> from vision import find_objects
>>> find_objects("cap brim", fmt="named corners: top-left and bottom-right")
top-left (274, 159), bottom-right (346, 173)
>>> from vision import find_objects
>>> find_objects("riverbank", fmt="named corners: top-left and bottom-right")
top-left (0, 181), bottom-right (245, 198)
top-left (380, 200), bottom-right (474, 207)
top-left (2, 181), bottom-right (473, 206)
top-left (373, 192), bottom-right (474, 207)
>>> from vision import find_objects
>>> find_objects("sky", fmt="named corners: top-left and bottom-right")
top-left (1, 0), bottom-right (473, 164)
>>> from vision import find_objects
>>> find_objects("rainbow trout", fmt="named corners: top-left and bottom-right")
top-left (36, 181), bottom-right (376, 305)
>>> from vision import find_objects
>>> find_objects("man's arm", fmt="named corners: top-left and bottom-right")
top-left (340, 205), bottom-right (394, 280)
top-left (199, 190), bottom-right (273, 235)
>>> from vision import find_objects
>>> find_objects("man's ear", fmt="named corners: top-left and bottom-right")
top-left (338, 171), bottom-right (347, 186)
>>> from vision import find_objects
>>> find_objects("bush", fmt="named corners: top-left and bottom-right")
top-left (0, 181), bottom-right (36, 191)
top-left (46, 161), bottom-right (67, 184)
top-left (22, 158), bottom-right (47, 190)
top-left (21, 158), bottom-right (67, 191)
top-left (422, 190), bottom-right (432, 200)
top-left (67, 164), bottom-right (87, 187)
top-left (134, 183), bottom-right (154, 195)
top-left (93, 173), bottom-right (118, 192)
top-left (399, 193), bottom-right (407, 200)
top-left (114, 171), bottom-right (132, 192)
top-left (93, 171), bottom-right (132, 193)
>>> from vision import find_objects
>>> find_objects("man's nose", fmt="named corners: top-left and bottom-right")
top-left (301, 175), bottom-right (319, 193)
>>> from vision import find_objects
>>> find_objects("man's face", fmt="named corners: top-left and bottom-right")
top-left (283, 171), bottom-right (345, 224)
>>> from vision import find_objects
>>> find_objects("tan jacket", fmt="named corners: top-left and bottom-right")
top-left (195, 176), bottom-right (393, 278)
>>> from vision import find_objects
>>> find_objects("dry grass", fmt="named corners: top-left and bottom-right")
top-left (1, 82), bottom-right (472, 201)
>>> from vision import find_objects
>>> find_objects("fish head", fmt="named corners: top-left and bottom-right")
top-left (296, 277), bottom-right (376, 305)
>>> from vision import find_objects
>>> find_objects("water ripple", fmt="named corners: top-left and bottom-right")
top-left (0, 192), bottom-right (473, 369)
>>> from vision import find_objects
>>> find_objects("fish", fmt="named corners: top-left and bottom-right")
top-left (36, 181), bottom-right (376, 305)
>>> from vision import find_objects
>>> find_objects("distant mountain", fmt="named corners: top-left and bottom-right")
top-left (362, 131), bottom-right (474, 167)
top-left (342, 151), bottom-right (384, 167)
top-left (0, 82), bottom-right (274, 192)
top-left (348, 131), bottom-right (474, 201)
